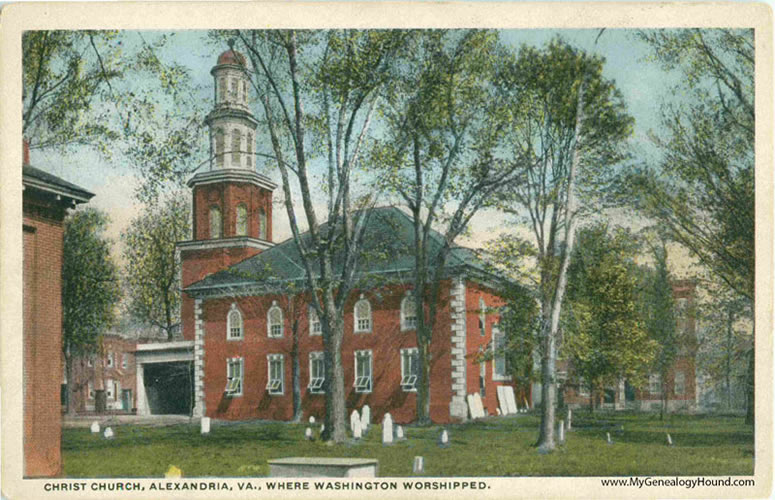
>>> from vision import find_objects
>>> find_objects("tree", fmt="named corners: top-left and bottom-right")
top-left (62, 208), bottom-right (121, 414)
top-left (377, 30), bottom-right (523, 424)
top-left (230, 29), bottom-right (410, 442)
top-left (632, 28), bottom-right (754, 423)
top-left (496, 38), bottom-right (633, 451)
top-left (563, 224), bottom-right (656, 412)
top-left (122, 194), bottom-right (190, 340)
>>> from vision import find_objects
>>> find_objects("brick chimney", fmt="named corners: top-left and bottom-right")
top-left (23, 138), bottom-right (30, 165)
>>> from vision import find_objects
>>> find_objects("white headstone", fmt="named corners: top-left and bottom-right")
top-left (382, 413), bottom-right (393, 445)
top-left (558, 420), bottom-right (565, 443)
top-left (396, 425), bottom-right (404, 440)
top-left (497, 386), bottom-right (509, 416)
top-left (566, 408), bottom-right (572, 430)
top-left (472, 393), bottom-right (486, 418)
top-left (201, 417), bottom-right (211, 434)
top-left (305, 427), bottom-right (313, 440)
top-left (606, 432), bottom-right (612, 444)
top-left (413, 456), bottom-right (424, 474)
top-left (666, 433), bottom-right (673, 446)
top-left (504, 387), bottom-right (518, 414)
top-left (90, 421), bottom-right (100, 434)
top-left (320, 424), bottom-right (325, 433)
top-left (362, 405), bottom-right (371, 427)
top-left (350, 410), bottom-right (360, 434)
top-left (103, 427), bottom-right (114, 439)
top-left (466, 394), bottom-right (477, 419)
top-left (353, 423), bottom-right (362, 440)
top-left (440, 429), bottom-right (449, 446)
top-left (309, 416), bottom-right (316, 424)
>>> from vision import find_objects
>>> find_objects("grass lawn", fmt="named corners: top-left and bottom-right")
top-left (62, 412), bottom-right (753, 477)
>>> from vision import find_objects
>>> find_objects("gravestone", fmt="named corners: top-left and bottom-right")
top-left (466, 394), bottom-right (477, 419)
top-left (666, 433), bottom-right (673, 446)
top-left (396, 425), bottom-right (405, 440)
top-left (504, 387), bottom-right (518, 414)
top-left (606, 432), bottom-right (613, 445)
top-left (321, 424), bottom-right (325, 433)
top-left (201, 417), bottom-right (211, 434)
top-left (309, 416), bottom-right (316, 424)
top-left (305, 427), bottom-right (313, 440)
top-left (497, 386), bottom-right (509, 416)
top-left (472, 393), bottom-right (486, 418)
top-left (103, 427), bottom-right (114, 439)
top-left (353, 422), bottom-right (362, 440)
top-left (382, 413), bottom-right (393, 445)
top-left (557, 420), bottom-right (565, 443)
top-left (90, 421), bottom-right (100, 434)
top-left (361, 405), bottom-right (371, 427)
top-left (439, 429), bottom-right (449, 447)
top-left (350, 410), bottom-right (360, 435)
top-left (413, 456), bottom-right (424, 474)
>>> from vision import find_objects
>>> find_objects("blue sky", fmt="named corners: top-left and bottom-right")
top-left (30, 29), bottom-right (687, 257)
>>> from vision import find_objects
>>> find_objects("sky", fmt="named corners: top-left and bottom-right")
top-left (29, 28), bottom-right (695, 273)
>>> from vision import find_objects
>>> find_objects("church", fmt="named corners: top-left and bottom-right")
top-left (172, 47), bottom-right (524, 425)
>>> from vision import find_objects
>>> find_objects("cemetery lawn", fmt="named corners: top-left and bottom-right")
top-left (62, 412), bottom-right (753, 477)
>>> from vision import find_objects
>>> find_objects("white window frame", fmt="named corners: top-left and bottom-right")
top-left (227, 303), bottom-right (244, 340)
top-left (353, 350), bottom-right (373, 393)
top-left (354, 295), bottom-right (372, 333)
top-left (267, 301), bottom-right (284, 338)
top-left (479, 297), bottom-right (487, 337)
top-left (308, 351), bottom-right (325, 394)
top-left (400, 348), bottom-right (419, 392)
top-left (309, 306), bottom-right (322, 336)
top-left (492, 326), bottom-right (511, 381)
top-left (225, 357), bottom-right (243, 397)
top-left (401, 292), bottom-right (418, 331)
top-left (105, 378), bottom-right (115, 400)
top-left (649, 373), bottom-right (662, 396)
top-left (266, 354), bottom-right (284, 395)
top-left (674, 371), bottom-right (686, 396)
top-left (121, 353), bottom-right (129, 370)
top-left (106, 352), bottom-right (114, 368)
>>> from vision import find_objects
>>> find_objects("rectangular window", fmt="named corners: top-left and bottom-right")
top-left (308, 351), bottom-right (325, 394)
top-left (226, 358), bottom-right (243, 397)
top-left (88, 381), bottom-right (94, 400)
top-left (122, 354), bottom-right (129, 370)
top-left (267, 354), bottom-right (284, 395)
top-left (106, 379), bottom-right (115, 400)
top-left (106, 353), bottom-right (113, 368)
top-left (400, 348), bottom-right (419, 392)
top-left (674, 371), bottom-right (686, 396)
top-left (309, 306), bottom-right (322, 336)
top-left (649, 373), bottom-right (662, 396)
top-left (354, 350), bottom-right (372, 393)
top-left (492, 329), bottom-right (510, 380)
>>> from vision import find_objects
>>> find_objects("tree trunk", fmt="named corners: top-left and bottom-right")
top-left (725, 307), bottom-right (733, 411)
top-left (291, 322), bottom-right (302, 423)
top-left (416, 338), bottom-right (432, 426)
top-left (323, 310), bottom-right (347, 443)
top-left (744, 346), bottom-right (754, 425)
top-left (65, 353), bottom-right (76, 416)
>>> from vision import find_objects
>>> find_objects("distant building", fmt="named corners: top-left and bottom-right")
top-left (23, 141), bottom-right (93, 477)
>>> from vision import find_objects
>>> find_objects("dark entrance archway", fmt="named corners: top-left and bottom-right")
top-left (142, 362), bottom-right (194, 415)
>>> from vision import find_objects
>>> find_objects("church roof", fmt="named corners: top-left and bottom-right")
top-left (216, 49), bottom-right (246, 66)
top-left (184, 206), bottom-right (510, 297)
top-left (23, 165), bottom-right (94, 203)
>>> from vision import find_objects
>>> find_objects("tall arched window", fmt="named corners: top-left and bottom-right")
top-left (246, 132), bottom-right (254, 167)
top-left (235, 203), bottom-right (248, 236)
top-left (231, 129), bottom-right (241, 165)
top-left (479, 297), bottom-right (486, 336)
top-left (258, 208), bottom-right (267, 240)
top-left (215, 129), bottom-right (224, 167)
top-left (268, 301), bottom-right (284, 338)
top-left (209, 205), bottom-right (222, 239)
top-left (401, 292), bottom-right (417, 331)
top-left (354, 295), bottom-right (372, 333)
top-left (227, 304), bottom-right (243, 340)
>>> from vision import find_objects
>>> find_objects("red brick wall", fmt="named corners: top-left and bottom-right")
top-left (68, 336), bottom-right (138, 412)
top-left (23, 210), bottom-right (64, 477)
top-left (192, 183), bottom-right (272, 241)
top-left (201, 282), bottom-right (457, 424)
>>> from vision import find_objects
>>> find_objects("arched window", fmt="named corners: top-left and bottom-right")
top-left (215, 129), bottom-right (225, 167)
top-left (218, 77), bottom-right (226, 102)
top-left (354, 295), bottom-right (372, 333)
top-left (230, 78), bottom-right (237, 101)
top-left (231, 129), bottom-right (241, 165)
top-left (227, 304), bottom-right (243, 339)
top-left (401, 292), bottom-right (417, 331)
top-left (268, 301), bottom-right (284, 338)
top-left (246, 132), bottom-right (253, 167)
top-left (479, 297), bottom-right (486, 336)
top-left (235, 204), bottom-right (248, 236)
top-left (258, 208), bottom-right (267, 240)
top-left (242, 81), bottom-right (248, 103)
top-left (209, 205), bottom-right (222, 239)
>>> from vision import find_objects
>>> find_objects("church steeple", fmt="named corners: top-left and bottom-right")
top-left (206, 43), bottom-right (258, 170)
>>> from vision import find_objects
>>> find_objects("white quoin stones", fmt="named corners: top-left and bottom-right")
top-left (103, 427), bottom-right (114, 440)
top-left (309, 416), bottom-right (316, 425)
top-left (350, 410), bottom-right (360, 435)
top-left (382, 413), bottom-right (394, 445)
top-left (558, 420), bottom-right (565, 443)
top-left (396, 425), bottom-right (405, 441)
top-left (201, 417), bottom-right (211, 435)
top-left (362, 405), bottom-right (371, 427)
top-left (90, 422), bottom-right (100, 434)
top-left (413, 456), bottom-right (424, 474)
top-left (305, 427), bottom-right (313, 440)
top-left (666, 433), bottom-right (673, 446)
top-left (440, 429), bottom-right (449, 447)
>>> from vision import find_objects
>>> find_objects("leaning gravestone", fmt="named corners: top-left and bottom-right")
top-left (90, 421), bottom-right (100, 434)
top-left (472, 393), bottom-right (486, 418)
top-left (201, 417), bottom-right (211, 435)
top-left (466, 394), bottom-right (477, 419)
top-left (350, 410), bottom-right (360, 435)
top-left (504, 387), bottom-right (518, 414)
top-left (382, 413), bottom-right (394, 445)
top-left (361, 405), bottom-right (371, 427)
top-left (497, 386), bottom-right (509, 415)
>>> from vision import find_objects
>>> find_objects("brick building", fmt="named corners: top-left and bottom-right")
top-left (22, 142), bottom-right (93, 477)
top-left (172, 48), bottom-right (523, 425)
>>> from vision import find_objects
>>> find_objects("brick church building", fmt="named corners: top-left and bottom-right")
top-left (175, 48), bottom-right (523, 425)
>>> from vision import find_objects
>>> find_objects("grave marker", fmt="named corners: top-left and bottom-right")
top-left (666, 433), bottom-right (673, 446)
top-left (362, 405), bottom-right (371, 427)
top-left (353, 423), bottom-right (362, 440)
top-left (103, 427), bottom-right (114, 439)
top-left (382, 413), bottom-right (393, 445)
top-left (504, 387), bottom-right (518, 414)
top-left (606, 432), bottom-right (613, 445)
top-left (309, 416), bottom-right (316, 424)
top-left (439, 429), bottom-right (449, 447)
top-left (350, 410), bottom-right (360, 435)
top-left (472, 393), bottom-right (486, 418)
top-left (413, 456), bottom-right (424, 474)
top-left (201, 417), bottom-right (211, 434)
top-left (497, 386), bottom-right (509, 416)
top-left (305, 427), bottom-right (313, 440)
top-left (396, 425), bottom-right (405, 440)
top-left (90, 421), bottom-right (100, 434)
top-left (557, 420), bottom-right (565, 443)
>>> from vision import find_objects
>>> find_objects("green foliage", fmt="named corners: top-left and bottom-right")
top-left (62, 208), bottom-right (121, 356)
top-left (563, 224), bottom-right (657, 397)
top-left (122, 194), bottom-right (190, 339)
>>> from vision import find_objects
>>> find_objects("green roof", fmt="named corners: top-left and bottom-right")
top-left (184, 206), bottom-right (504, 297)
